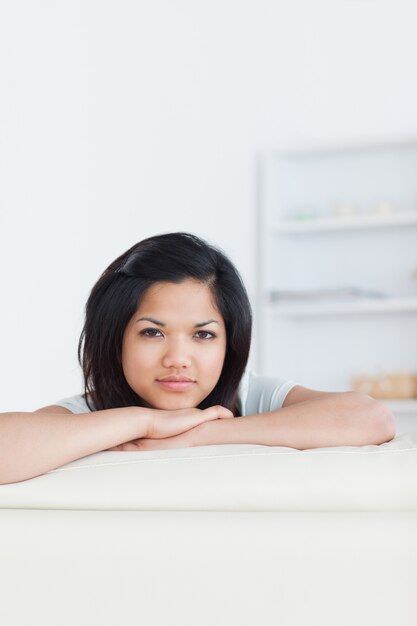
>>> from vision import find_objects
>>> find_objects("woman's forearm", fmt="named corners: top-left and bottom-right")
top-left (0, 407), bottom-right (150, 485)
top-left (192, 392), bottom-right (396, 450)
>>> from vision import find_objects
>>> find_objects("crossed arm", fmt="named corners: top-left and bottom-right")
top-left (1, 386), bottom-right (395, 484)
top-left (120, 385), bottom-right (397, 451)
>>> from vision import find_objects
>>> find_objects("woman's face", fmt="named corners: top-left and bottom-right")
top-left (121, 279), bottom-right (227, 410)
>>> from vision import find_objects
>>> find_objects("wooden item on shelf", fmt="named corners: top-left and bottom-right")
top-left (351, 372), bottom-right (417, 399)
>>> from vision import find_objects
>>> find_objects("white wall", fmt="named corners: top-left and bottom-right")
top-left (1, 0), bottom-right (417, 411)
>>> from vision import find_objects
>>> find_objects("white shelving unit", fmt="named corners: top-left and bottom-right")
top-left (255, 139), bottom-right (417, 429)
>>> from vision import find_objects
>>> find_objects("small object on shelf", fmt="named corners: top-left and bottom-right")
top-left (374, 201), bottom-right (394, 216)
top-left (351, 372), bottom-right (417, 399)
top-left (333, 202), bottom-right (356, 218)
top-left (292, 209), bottom-right (316, 221)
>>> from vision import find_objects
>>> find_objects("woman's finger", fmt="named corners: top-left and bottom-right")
top-left (203, 405), bottom-right (234, 420)
top-left (148, 405), bottom-right (234, 439)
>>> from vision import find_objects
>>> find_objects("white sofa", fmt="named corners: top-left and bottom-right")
top-left (1, 431), bottom-right (416, 626)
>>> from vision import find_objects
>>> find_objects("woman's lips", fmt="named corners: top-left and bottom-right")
top-left (157, 380), bottom-right (195, 392)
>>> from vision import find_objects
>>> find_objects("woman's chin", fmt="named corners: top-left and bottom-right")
top-left (154, 398), bottom-right (196, 411)
top-left (135, 389), bottom-right (199, 411)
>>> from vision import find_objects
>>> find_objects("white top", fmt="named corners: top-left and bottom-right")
top-left (53, 369), bottom-right (298, 416)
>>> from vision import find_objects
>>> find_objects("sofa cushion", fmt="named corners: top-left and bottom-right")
top-left (0, 432), bottom-right (416, 512)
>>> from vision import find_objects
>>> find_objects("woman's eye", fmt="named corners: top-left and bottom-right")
top-left (140, 328), bottom-right (162, 337)
top-left (195, 330), bottom-right (215, 339)
top-left (140, 328), bottom-right (215, 339)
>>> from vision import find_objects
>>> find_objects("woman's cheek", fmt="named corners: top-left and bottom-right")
top-left (128, 342), bottom-right (155, 365)
top-left (202, 351), bottom-right (226, 381)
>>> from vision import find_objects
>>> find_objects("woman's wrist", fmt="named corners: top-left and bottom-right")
top-left (131, 406), bottom-right (152, 439)
top-left (191, 417), bottom-right (236, 446)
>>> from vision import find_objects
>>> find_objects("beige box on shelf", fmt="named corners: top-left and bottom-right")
top-left (351, 372), bottom-right (417, 399)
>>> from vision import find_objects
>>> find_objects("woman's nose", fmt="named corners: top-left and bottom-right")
top-left (161, 340), bottom-right (192, 368)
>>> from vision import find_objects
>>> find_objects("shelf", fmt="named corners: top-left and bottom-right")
top-left (269, 296), bottom-right (417, 317)
top-left (273, 211), bottom-right (417, 234)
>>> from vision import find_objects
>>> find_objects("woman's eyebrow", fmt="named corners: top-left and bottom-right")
top-left (136, 317), bottom-right (219, 328)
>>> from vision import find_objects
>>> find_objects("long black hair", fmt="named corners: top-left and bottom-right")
top-left (78, 231), bottom-right (252, 416)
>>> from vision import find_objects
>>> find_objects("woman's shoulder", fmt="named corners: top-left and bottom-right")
top-left (238, 367), bottom-right (298, 415)
top-left (52, 393), bottom-right (96, 414)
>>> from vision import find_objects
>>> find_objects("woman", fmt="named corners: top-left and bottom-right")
top-left (0, 232), bottom-right (395, 484)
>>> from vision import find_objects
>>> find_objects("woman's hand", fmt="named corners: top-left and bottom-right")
top-left (106, 405), bottom-right (234, 451)
top-left (146, 405), bottom-right (234, 439)
top-left (107, 428), bottom-right (197, 451)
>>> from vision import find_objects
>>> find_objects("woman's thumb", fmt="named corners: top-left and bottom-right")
top-left (204, 405), bottom-right (234, 419)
